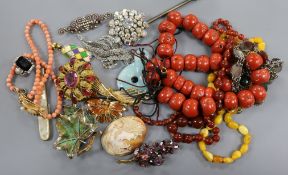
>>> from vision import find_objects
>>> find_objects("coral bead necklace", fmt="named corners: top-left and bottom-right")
top-left (6, 19), bottom-right (62, 119)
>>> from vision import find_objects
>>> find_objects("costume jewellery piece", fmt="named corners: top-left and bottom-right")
top-left (6, 0), bottom-right (285, 167)
top-left (59, 0), bottom-right (195, 69)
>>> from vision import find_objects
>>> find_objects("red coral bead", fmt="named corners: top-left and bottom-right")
top-left (163, 58), bottom-right (171, 69)
top-left (157, 87), bottom-right (174, 103)
top-left (162, 69), bottom-right (178, 87)
top-left (203, 29), bottom-right (220, 46)
top-left (205, 87), bottom-right (215, 98)
top-left (250, 68), bottom-right (271, 84)
top-left (167, 11), bottom-right (183, 27)
top-left (171, 54), bottom-right (185, 71)
top-left (246, 52), bottom-right (264, 70)
top-left (249, 85), bottom-right (267, 103)
top-left (197, 55), bottom-right (210, 72)
top-left (183, 14), bottom-right (199, 31)
top-left (145, 71), bottom-right (160, 85)
top-left (158, 20), bottom-right (177, 34)
top-left (169, 93), bottom-right (186, 111)
top-left (224, 92), bottom-right (238, 110)
top-left (145, 62), bottom-right (155, 71)
top-left (211, 39), bottom-right (226, 53)
top-left (221, 78), bottom-right (232, 92)
top-left (200, 97), bottom-right (217, 116)
top-left (237, 90), bottom-right (255, 108)
top-left (157, 44), bottom-right (174, 58)
top-left (182, 99), bottom-right (199, 118)
top-left (192, 22), bottom-right (209, 39)
top-left (173, 75), bottom-right (186, 91)
top-left (180, 80), bottom-right (194, 96)
top-left (190, 85), bottom-right (206, 100)
top-left (210, 53), bottom-right (223, 71)
top-left (184, 54), bottom-right (197, 71)
top-left (158, 32), bottom-right (176, 45)
top-left (151, 57), bottom-right (163, 67)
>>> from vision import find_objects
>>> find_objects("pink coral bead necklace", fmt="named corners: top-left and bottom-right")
top-left (6, 19), bottom-right (62, 119)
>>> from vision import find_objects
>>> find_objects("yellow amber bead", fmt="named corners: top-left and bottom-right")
top-left (198, 141), bottom-right (206, 151)
top-left (207, 73), bottom-right (216, 83)
top-left (224, 113), bottom-right (233, 123)
top-left (258, 43), bottom-right (266, 51)
top-left (218, 109), bottom-right (226, 115)
top-left (238, 125), bottom-right (249, 135)
top-left (243, 134), bottom-right (252, 144)
top-left (231, 150), bottom-right (242, 160)
top-left (214, 114), bottom-right (223, 125)
top-left (203, 151), bottom-right (214, 162)
top-left (208, 82), bottom-right (216, 89)
top-left (200, 128), bottom-right (209, 137)
top-left (227, 121), bottom-right (239, 130)
top-left (240, 144), bottom-right (249, 154)
top-left (223, 157), bottom-right (234, 164)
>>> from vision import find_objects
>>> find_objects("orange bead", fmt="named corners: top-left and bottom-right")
top-left (200, 97), bottom-right (217, 116)
top-left (192, 22), bottom-right (208, 39)
top-left (224, 92), bottom-right (238, 110)
top-left (197, 55), bottom-right (210, 72)
top-left (246, 52), bottom-right (264, 70)
top-left (182, 99), bottom-right (199, 118)
top-left (169, 93), bottom-right (186, 111)
top-left (250, 68), bottom-right (270, 84)
top-left (183, 14), bottom-right (199, 31)
top-left (162, 69), bottom-right (178, 87)
top-left (157, 44), bottom-right (174, 58)
top-left (184, 54), bottom-right (197, 71)
top-left (167, 11), bottom-right (183, 27)
top-left (158, 20), bottom-right (177, 34)
top-left (203, 29), bottom-right (220, 46)
top-left (180, 80), bottom-right (194, 96)
top-left (249, 85), bottom-right (267, 103)
top-left (210, 53), bottom-right (223, 71)
top-left (237, 90), bottom-right (255, 108)
top-left (158, 32), bottom-right (176, 45)
top-left (190, 85), bottom-right (206, 100)
top-left (173, 76), bottom-right (186, 91)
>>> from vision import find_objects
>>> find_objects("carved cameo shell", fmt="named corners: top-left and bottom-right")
top-left (101, 116), bottom-right (147, 156)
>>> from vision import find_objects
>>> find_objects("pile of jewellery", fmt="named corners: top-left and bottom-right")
top-left (6, 0), bottom-right (283, 167)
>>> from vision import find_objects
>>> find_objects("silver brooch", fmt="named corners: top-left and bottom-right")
top-left (79, 35), bottom-right (133, 69)
top-left (108, 9), bottom-right (149, 45)
top-left (58, 12), bottom-right (113, 34)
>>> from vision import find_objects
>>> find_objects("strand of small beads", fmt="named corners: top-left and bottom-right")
top-left (6, 19), bottom-right (62, 119)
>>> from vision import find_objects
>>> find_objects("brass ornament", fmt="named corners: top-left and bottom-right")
top-left (87, 98), bottom-right (126, 123)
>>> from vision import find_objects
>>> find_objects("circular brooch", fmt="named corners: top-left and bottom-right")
top-left (108, 9), bottom-right (149, 45)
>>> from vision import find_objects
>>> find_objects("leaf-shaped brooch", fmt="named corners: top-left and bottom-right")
top-left (54, 106), bottom-right (97, 158)
top-left (87, 98), bottom-right (127, 123)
